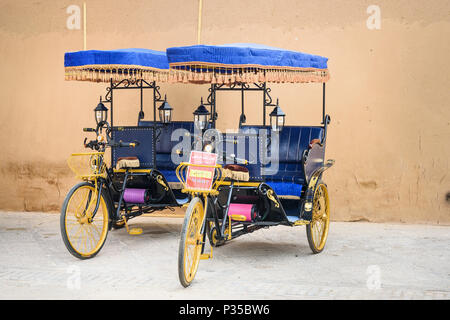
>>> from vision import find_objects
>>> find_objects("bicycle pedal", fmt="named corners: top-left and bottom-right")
top-left (128, 227), bottom-right (143, 235)
top-left (200, 253), bottom-right (212, 260)
top-left (200, 246), bottom-right (213, 260)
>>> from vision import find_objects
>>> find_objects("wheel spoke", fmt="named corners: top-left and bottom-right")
top-left (180, 198), bottom-right (205, 285)
top-left (90, 221), bottom-right (102, 238)
top-left (63, 185), bottom-right (108, 258)
top-left (307, 184), bottom-right (330, 252)
top-left (75, 189), bottom-right (90, 217)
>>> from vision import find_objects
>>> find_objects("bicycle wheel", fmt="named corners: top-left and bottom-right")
top-left (60, 182), bottom-right (110, 259)
top-left (178, 197), bottom-right (205, 287)
top-left (306, 183), bottom-right (330, 254)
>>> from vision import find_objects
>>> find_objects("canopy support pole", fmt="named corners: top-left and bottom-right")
top-left (322, 83), bottom-right (326, 124)
top-left (239, 84), bottom-right (246, 128)
top-left (83, 2), bottom-right (87, 50)
top-left (153, 81), bottom-right (157, 169)
top-left (138, 75), bottom-right (144, 124)
top-left (110, 78), bottom-right (113, 129)
top-left (110, 78), bottom-right (113, 163)
top-left (205, 84), bottom-right (217, 128)
top-left (263, 82), bottom-right (266, 126)
top-left (197, 0), bottom-right (203, 44)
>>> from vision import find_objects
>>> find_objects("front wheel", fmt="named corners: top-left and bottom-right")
top-left (306, 183), bottom-right (330, 254)
top-left (178, 197), bottom-right (205, 287)
top-left (60, 182), bottom-right (110, 259)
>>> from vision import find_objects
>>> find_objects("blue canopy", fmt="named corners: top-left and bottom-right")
top-left (64, 48), bottom-right (169, 82)
top-left (166, 43), bottom-right (329, 84)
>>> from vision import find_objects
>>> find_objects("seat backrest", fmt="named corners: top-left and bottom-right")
top-left (111, 127), bottom-right (154, 168)
top-left (138, 121), bottom-right (203, 170)
top-left (276, 126), bottom-right (324, 163)
top-left (233, 125), bottom-right (269, 180)
top-left (128, 122), bottom-right (324, 178)
top-left (236, 125), bottom-right (324, 181)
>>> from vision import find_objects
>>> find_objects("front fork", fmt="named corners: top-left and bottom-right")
top-left (87, 178), bottom-right (103, 221)
top-left (200, 195), bottom-right (213, 259)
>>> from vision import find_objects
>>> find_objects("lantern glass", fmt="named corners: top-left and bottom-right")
top-left (269, 102), bottom-right (285, 132)
top-left (95, 107), bottom-right (108, 124)
top-left (193, 100), bottom-right (210, 130)
top-left (96, 110), bottom-right (103, 124)
top-left (271, 114), bottom-right (285, 132)
top-left (159, 109), bottom-right (172, 124)
top-left (194, 114), bottom-right (208, 130)
top-left (94, 98), bottom-right (108, 125)
top-left (158, 95), bottom-right (173, 124)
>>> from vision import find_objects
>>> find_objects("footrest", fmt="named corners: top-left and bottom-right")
top-left (128, 227), bottom-right (143, 235)
top-left (122, 216), bottom-right (143, 235)
top-left (200, 250), bottom-right (213, 260)
top-left (287, 215), bottom-right (310, 225)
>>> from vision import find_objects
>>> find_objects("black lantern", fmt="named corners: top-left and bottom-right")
top-left (193, 98), bottom-right (210, 130)
top-left (269, 99), bottom-right (286, 132)
top-left (158, 95), bottom-right (173, 124)
top-left (94, 97), bottom-right (108, 125)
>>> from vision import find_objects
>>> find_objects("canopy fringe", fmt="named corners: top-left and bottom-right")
top-left (65, 65), bottom-right (169, 83)
top-left (65, 63), bottom-right (329, 84)
top-left (166, 64), bottom-right (329, 84)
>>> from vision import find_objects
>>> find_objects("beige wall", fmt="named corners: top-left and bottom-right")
top-left (0, 0), bottom-right (449, 223)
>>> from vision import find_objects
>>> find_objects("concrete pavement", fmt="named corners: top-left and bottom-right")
top-left (0, 211), bottom-right (449, 299)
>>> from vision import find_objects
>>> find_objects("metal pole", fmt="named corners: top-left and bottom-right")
top-left (322, 82), bottom-right (326, 124)
top-left (240, 84), bottom-right (245, 127)
top-left (110, 78), bottom-right (113, 128)
top-left (152, 81), bottom-right (157, 168)
top-left (110, 78), bottom-right (114, 163)
top-left (140, 77), bottom-right (143, 115)
top-left (263, 82), bottom-right (266, 126)
top-left (138, 76), bottom-right (143, 124)
top-left (212, 84), bottom-right (216, 128)
top-left (197, 0), bottom-right (203, 44)
top-left (83, 2), bottom-right (87, 50)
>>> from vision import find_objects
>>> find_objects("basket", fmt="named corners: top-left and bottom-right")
top-left (67, 152), bottom-right (107, 179)
top-left (176, 162), bottom-right (224, 196)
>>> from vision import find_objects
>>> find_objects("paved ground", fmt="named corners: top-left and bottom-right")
top-left (0, 211), bottom-right (449, 300)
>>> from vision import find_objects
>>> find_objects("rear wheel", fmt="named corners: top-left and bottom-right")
top-left (178, 197), bottom-right (205, 287)
top-left (306, 183), bottom-right (330, 254)
top-left (60, 182), bottom-right (110, 259)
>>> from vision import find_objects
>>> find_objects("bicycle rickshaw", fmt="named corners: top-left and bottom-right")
top-left (167, 43), bottom-right (335, 286)
top-left (61, 48), bottom-right (201, 259)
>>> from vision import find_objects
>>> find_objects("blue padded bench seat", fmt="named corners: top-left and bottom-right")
top-left (266, 182), bottom-right (302, 198)
top-left (159, 170), bottom-right (179, 183)
top-left (237, 125), bottom-right (324, 196)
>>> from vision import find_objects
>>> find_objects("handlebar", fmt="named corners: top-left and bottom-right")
top-left (83, 121), bottom-right (140, 151)
top-left (84, 139), bottom-right (139, 150)
top-left (84, 138), bottom-right (100, 151)
top-left (112, 140), bottom-right (140, 148)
